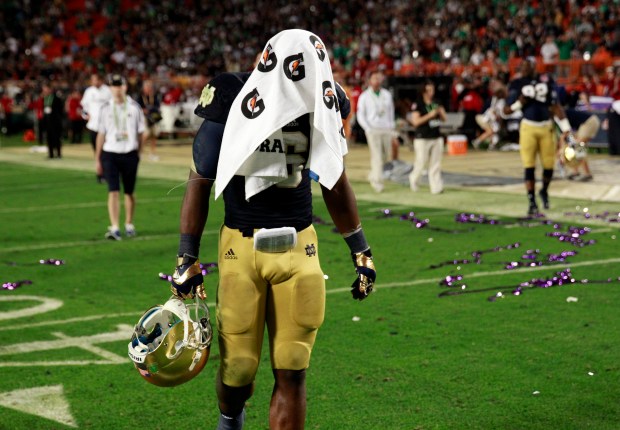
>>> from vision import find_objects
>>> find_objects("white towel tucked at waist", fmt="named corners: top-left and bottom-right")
top-left (214, 29), bottom-right (347, 200)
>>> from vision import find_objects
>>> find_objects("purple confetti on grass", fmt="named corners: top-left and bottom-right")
top-left (563, 211), bottom-right (620, 223)
top-left (439, 269), bottom-right (620, 301)
top-left (39, 258), bottom-right (65, 265)
top-left (455, 213), bottom-right (502, 225)
top-left (546, 226), bottom-right (595, 247)
top-left (429, 242), bottom-right (520, 269)
top-left (504, 250), bottom-right (578, 270)
top-left (399, 211), bottom-right (474, 233)
top-left (439, 274), bottom-right (464, 287)
top-left (2, 280), bottom-right (33, 290)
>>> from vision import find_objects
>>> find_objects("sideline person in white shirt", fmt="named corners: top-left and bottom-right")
top-left (81, 73), bottom-right (112, 150)
top-left (82, 73), bottom-right (112, 183)
top-left (95, 74), bottom-right (146, 240)
top-left (356, 70), bottom-right (396, 192)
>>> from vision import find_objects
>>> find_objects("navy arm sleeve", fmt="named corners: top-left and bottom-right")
top-left (192, 73), bottom-right (250, 178)
top-left (335, 82), bottom-right (351, 120)
top-left (192, 120), bottom-right (225, 179)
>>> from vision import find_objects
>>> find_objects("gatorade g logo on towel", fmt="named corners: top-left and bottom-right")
top-left (309, 35), bottom-right (325, 61)
top-left (322, 81), bottom-right (339, 112)
top-left (283, 53), bottom-right (305, 82)
top-left (241, 88), bottom-right (265, 119)
top-left (258, 43), bottom-right (277, 72)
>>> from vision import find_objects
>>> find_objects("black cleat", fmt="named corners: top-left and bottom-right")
top-left (528, 203), bottom-right (539, 216)
top-left (539, 190), bottom-right (549, 209)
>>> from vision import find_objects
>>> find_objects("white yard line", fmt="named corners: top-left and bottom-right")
top-left (0, 295), bottom-right (63, 321)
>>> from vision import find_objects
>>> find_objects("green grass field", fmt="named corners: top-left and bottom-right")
top-left (1, 160), bottom-right (619, 430)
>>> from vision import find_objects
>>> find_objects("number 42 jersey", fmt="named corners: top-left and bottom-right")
top-left (507, 75), bottom-right (558, 122)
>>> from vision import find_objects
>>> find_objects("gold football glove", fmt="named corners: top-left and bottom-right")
top-left (170, 254), bottom-right (206, 300)
top-left (351, 250), bottom-right (376, 300)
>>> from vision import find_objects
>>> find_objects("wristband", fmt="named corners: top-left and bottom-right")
top-left (178, 233), bottom-right (201, 259)
top-left (557, 117), bottom-right (571, 134)
top-left (509, 100), bottom-right (523, 112)
top-left (343, 227), bottom-right (370, 254)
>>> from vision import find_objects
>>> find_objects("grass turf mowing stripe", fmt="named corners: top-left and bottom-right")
top-left (0, 312), bottom-right (144, 332)
top-left (3, 255), bottom-right (619, 333)
top-left (0, 229), bottom-right (220, 253)
top-left (0, 197), bottom-right (181, 214)
top-left (327, 255), bottom-right (620, 293)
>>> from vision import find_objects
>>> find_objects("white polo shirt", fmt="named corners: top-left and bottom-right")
top-left (98, 96), bottom-right (146, 154)
top-left (356, 87), bottom-right (395, 132)
top-left (81, 84), bottom-right (112, 132)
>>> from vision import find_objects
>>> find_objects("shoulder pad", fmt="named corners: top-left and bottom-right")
top-left (194, 72), bottom-right (251, 123)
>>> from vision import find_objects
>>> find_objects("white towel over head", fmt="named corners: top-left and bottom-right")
top-left (214, 29), bottom-right (347, 200)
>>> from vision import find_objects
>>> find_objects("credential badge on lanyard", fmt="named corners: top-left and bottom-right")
top-left (113, 101), bottom-right (129, 143)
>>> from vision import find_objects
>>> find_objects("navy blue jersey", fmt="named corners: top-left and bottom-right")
top-left (194, 72), bottom-right (252, 124)
top-left (192, 72), bottom-right (350, 234)
top-left (411, 100), bottom-right (442, 139)
top-left (508, 75), bottom-right (558, 122)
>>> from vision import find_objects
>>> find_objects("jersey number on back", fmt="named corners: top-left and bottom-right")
top-left (277, 131), bottom-right (309, 188)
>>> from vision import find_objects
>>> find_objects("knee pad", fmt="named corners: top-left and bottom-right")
top-left (220, 354), bottom-right (259, 387)
top-left (274, 342), bottom-right (313, 371)
top-left (524, 167), bottom-right (535, 181)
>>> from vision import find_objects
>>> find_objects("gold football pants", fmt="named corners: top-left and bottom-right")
top-left (519, 120), bottom-right (556, 169)
top-left (216, 225), bottom-right (325, 387)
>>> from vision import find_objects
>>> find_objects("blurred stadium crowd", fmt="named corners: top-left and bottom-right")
top-left (0, 0), bottom-right (619, 140)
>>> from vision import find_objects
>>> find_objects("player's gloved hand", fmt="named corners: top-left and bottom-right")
top-left (170, 254), bottom-right (206, 300)
top-left (351, 250), bottom-right (376, 300)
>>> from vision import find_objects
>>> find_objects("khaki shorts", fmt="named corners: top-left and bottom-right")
top-left (576, 115), bottom-right (600, 142)
top-left (475, 114), bottom-right (492, 131)
top-left (216, 225), bottom-right (325, 387)
top-left (146, 123), bottom-right (159, 139)
top-left (519, 120), bottom-right (556, 169)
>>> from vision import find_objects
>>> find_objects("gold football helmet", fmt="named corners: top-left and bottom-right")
top-left (128, 296), bottom-right (212, 387)
top-left (563, 134), bottom-right (588, 168)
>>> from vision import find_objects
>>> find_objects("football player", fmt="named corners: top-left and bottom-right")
top-left (169, 34), bottom-right (376, 430)
top-left (504, 59), bottom-right (571, 215)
